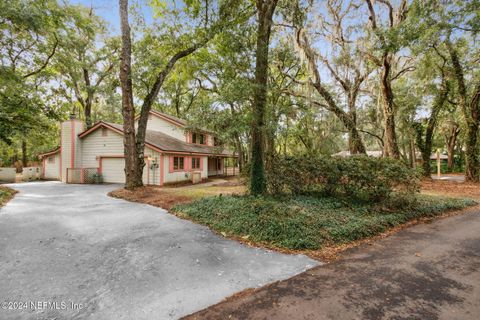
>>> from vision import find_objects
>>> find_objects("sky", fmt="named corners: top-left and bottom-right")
top-left (70, 0), bottom-right (152, 33)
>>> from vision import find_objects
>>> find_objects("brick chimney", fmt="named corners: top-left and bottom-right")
top-left (60, 115), bottom-right (84, 182)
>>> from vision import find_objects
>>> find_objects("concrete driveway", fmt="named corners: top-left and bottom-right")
top-left (0, 182), bottom-right (316, 320)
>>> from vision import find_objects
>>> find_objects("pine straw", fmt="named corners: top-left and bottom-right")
top-left (421, 179), bottom-right (480, 200)
top-left (109, 187), bottom-right (193, 210)
top-left (108, 182), bottom-right (245, 211)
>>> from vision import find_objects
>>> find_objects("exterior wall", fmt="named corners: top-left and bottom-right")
top-left (163, 154), bottom-right (208, 183)
top-left (60, 119), bottom-right (84, 182)
top-left (43, 153), bottom-right (60, 179)
top-left (137, 115), bottom-right (186, 141)
top-left (206, 134), bottom-right (214, 146)
top-left (80, 128), bottom-right (124, 168)
top-left (144, 148), bottom-right (161, 185)
top-left (80, 129), bottom-right (161, 185)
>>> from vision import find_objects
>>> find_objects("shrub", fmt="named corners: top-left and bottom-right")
top-left (265, 155), bottom-right (420, 202)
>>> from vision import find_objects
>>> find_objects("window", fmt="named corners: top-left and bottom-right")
top-left (48, 156), bottom-right (55, 164)
top-left (214, 137), bottom-right (221, 146)
top-left (102, 128), bottom-right (108, 137)
top-left (191, 132), bottom-right (205, 144)
top-left (216, 158), bottom-right (222, 170)
top-left (192, 157), bottom-right (200, 170)
top-left (173, 157), bottom-right (184, 170)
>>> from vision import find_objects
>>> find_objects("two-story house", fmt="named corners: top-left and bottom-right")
top-left (39, 110), bottom-right (235, 185)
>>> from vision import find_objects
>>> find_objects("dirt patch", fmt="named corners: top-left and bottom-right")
top-left (109, 181), bottom-right (246, 211)
top-left (421, 179), bottom-right (480, 200)
top-left (109, 187), bottom-right (193, 210)
top-left (162, 178), bottom-right (213, 188)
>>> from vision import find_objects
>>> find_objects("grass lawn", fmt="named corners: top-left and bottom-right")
top-left (172, 194), bottom-right (476, 252)
top-left (0, 185), bottom-right (17, 207)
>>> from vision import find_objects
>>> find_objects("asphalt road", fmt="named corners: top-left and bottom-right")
top-left (0, 182), bottom-right (316, 320)
top-left (185, 206), bottom-right (480, 320)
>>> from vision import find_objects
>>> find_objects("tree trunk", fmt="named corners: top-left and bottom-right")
top-left (446, 147), bottom-right (454, 172)
top-left (465, 123), bottom-right (479, 181)
top-left (21, 140), bottom-right (27, 167)
top-left (410, 138), bottom-right (416, 168)
top-left (445, 125), bottom-right (459, 173)
top-left (264, 134), bottom-right (275, 173)
top-left (415, 81), bottom-right (448, 177)
top-left (83, 68), bottom-right (94, 128)
top-left (348, 127), bottom-right (366, 154)
top-left (250, 0), bottom-right (277, 195)
top-left (381, 55), bottom-right (401, 159)
top-left (295, 30), bottom-right (367, 156)
top-left (346, 100), bottom-right (366, 155)
top-left (446, 39), bottom-right (480, 182)
top-left (364, 0), bottom-right (408, 159)
top-left (84, 100), bottom-right (92, 128)
top-left (234, 134), bottom-right (245, 171)
top-left (119, 0), bottom-right (138, 190)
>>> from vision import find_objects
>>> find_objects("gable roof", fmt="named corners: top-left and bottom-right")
top-left (38, 146), bottom-right (60, 159)
top-left (135, 110), bottom-right (187, 127)
top-left (136, 110), bottom-right (214, 134)
top-left (78, 121), bottom-right (234, 156)
top-left (150, 110), bottom-right (188, 126)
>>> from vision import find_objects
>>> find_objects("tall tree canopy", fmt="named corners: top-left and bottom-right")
top-left (2, 0), bottom-right (480, 184)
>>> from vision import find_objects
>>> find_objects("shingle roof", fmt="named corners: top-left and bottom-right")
top-left (148, 110), bottom-right (214, 134)
top-left (38, 146), bottom-right (61, 158)
top-left (150, 110), bottom-right (187, 126)
top-left (105, 122), bottom-right (234, 156)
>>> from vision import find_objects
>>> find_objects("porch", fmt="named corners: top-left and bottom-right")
top-left (207, 156), bottom-right (239, 177)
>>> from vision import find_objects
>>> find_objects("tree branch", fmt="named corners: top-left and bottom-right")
top-left (22, 35), bottom-right (58, 79)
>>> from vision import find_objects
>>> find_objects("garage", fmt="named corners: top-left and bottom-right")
top-left (101, 158), bottom-right (126, 183)
top-left (100, 157), bottom-right (149, 184)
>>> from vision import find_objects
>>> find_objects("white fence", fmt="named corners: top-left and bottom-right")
top-left (22, 167), bottom-right (41, 181)
top-left (0, 167), bottom-right (41, 183)
top-left (0, 168), bottom-right (16, 183)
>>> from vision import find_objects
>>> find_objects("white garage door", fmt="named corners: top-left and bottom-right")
top-left (101, 158), bottom-right (149, 184)
top-left (102, 158), bottom-right (126, 183)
